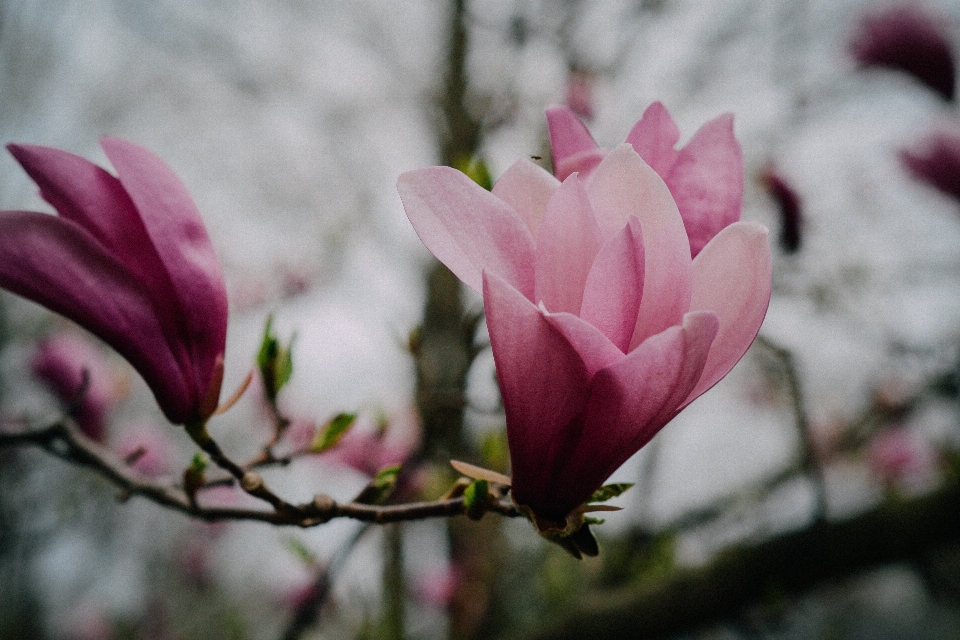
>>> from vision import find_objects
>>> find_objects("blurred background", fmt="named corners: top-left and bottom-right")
top-left (2, 0), bottom-right (960, 638)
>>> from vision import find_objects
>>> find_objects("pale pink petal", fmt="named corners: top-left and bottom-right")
top-left (584, 145), bottom-right (692, 347)
top-left (666, 114), bottom-right (744, 257)
top-left (534, 174), bottom-right (602, 314)
top-left (546, 105), bottom-right (605, 181)
top-left (490, 158), bottom-right (559, 238)
top-left (101, 137), bottom-right (228, 410)
top-left (559, 311), bottom-right (718, 511)
top-left (579, 217), bottom-right (644, 352)
top-left (0, 212), bottom-right (192, 423)
top-left (483, 272), bottom-right (590, 514)
top-left (624, 101), bottom-right (681, 177)
top-left (683, 222), bottom-right (771, 407)
top-left (398, 167), bottom-right (536, 299)
top-left (542, 312), bottom-right (623, 376)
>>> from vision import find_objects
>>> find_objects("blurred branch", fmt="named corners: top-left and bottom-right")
top-left (520, 475), bottom-right (960, 640)
top-left (0, 418), bottom-right (521, 527)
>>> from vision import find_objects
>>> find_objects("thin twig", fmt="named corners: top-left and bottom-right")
top-left (0, 419), bottom-right (522, 527)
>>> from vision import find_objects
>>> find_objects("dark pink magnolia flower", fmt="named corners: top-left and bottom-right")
top-left (547, 102), bottom-right (744, 257)
top-left (32, 332), bottom-right (118, 442)
top-left (850, 4), bottom-right (956, 102)
top-left (398, 117), bottom-right (771, 531)
top-left (759, 166), bottom-right (803, 253)
top-left (900, 124), bottom-right (960, 201)
top-left (0, 139), bottom-right (227, 426)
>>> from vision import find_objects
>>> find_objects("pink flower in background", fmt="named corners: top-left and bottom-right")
top-left (115, 423), bottom-right (174, 477)
top-left (398, 111), bottom-right (771, 529)
top-left (900, 124), bottom-right (960, 202)
top-left (322, 412), bottom-right (418, 477)
top-left (0, 139), bottom-right (228, 425)
top-left (547, 102), bottom-right (744, 257)
top-left (850, 4), bottom-right (956, 102)
top-left (867, 426), bottom-right (939, 491)
top-left (564, 68), bottom-right (595, 120)
top-left (760, 166), bottom-right (803, 253)
top-left (32, 332), bottom-right (118, 442)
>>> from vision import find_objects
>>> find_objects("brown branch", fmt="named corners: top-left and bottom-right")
top-left (0, 419), bottom-right (521, 527)
top-left (517, 477), bottom-right (960, 640)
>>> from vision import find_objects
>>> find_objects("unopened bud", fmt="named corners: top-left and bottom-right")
top-left (241, 471), bottom-right (264, 492)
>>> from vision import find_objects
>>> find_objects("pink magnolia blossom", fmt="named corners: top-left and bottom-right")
top-left (398, 112), bottom-right (771, 531)
top-left (900, 123), bottom-right (960, 202)
top-left (547, 102), bottom-right (744, 257)
top-left (0, 139), bottom-right (227, 426)
top-left (849, 4), bottom-right (956, 102)
top-left (32, 331), bottom-right (119, 442)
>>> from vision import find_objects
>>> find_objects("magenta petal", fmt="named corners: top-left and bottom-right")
top-left (483, 271), bottom-right (591, 516)
top-left (534, 174), bottom-right (602, 315)
top-left (683, 222), bottom-right (771, 408)
top-left (584, 145), bottom-right (692, 347)
top-left (667, 114), bottom-right (744, 257)
top-left (624, 101), bottom-right (681, 177)
top-left (398, 167), bottom-right (536, 299)
top-left (557, 311), bottom-right (719, 512)
top-left (101, 138), bottom-right (228, 409)
top-left (546, 105), bottom-right (605, 181)
top-left (7, 144), bottom-right (146, 258)
top-left (490, 158), bottom-right (559, 238)
top-left (542, 312), bottom-right (623, 376)
top-left (0, 212), bottom-right (192, 423)
top-left (579, 217), bottom-right (644, 352)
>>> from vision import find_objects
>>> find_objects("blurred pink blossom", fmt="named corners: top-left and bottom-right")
top-left (564, 68), bottom-right (595, 120)
top-left (850, 4), bottom-right (956, 101)
top-left (414, 564), bottom-right (462, 608)
top-left (115, 423), bottom-right (174, 477)
top-left (322, 411), bottom-right (419, 477)
top-left (32, 332), bottom-right (118, 442)
top-left (867, 426), bottom-right (938, 487)
top-left (760, 166), bottom-right (803, 253)
top-left (900, 123), bottom-right (960, 202)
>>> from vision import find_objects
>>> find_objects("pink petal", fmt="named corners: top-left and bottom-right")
top-left (101, 138), bottom-right (228, 412)
top-left (534, 174), bottom-right (602, 315)
top-left (398, 167), bottom-right (536, 299)
top-left (624, 101), bottom-right (681, 177)
top-left (490, 158), bottom-right (559, 238)
top-left (579, 217), bottom-right (644, 352)
top-left (542, 312), bottom-right (623, 377)
top-left (584, 145), bottom-right (692, 348)
top-left (558, 311), bottom-right (719, 512)
top-left (483, 271), bottom-right (591, 514)
top-left (666, 113), bottom-right (744, 257)
top-left (546, 105), bottom-right (605, 181)
top-left (683, 221), bottom-right (771, 407)
top-left (0, 212), bottom-right (192, 423)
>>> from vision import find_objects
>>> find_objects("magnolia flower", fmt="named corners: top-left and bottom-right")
top-left (398, 110), bottom-right (771, 533)
top-left (0, 139), bottom-right (227, 426)
top-left (850, 4), bottom-right (956, 102)
top-left (32, 331), bottom-right (118, 442)
top-left (760, 166), bottom-right (803, 253)
top-left (547, 102), bottom-right (744, 257)
top-left (900, 124), bottom-right (960, 202)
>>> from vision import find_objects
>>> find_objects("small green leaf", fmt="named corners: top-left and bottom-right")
top-left (189, 452), bottom-right (208, 474)
top-left (283, 536), bottom-right (317, 566)
top-left (589, 482), bottom-right (634, 503)
top-left (583, 516), bottom-right (605, 526)
top-left (257, 315), bottom-right (296, 403)
top-left (463, 479), bottom-right (489, 520)
top-left (310, 412), bottom-right (358, 453)
top-left (454, 155), bottom-right (493, 191)
top-left (353, 464), bottom-right (402, 505)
